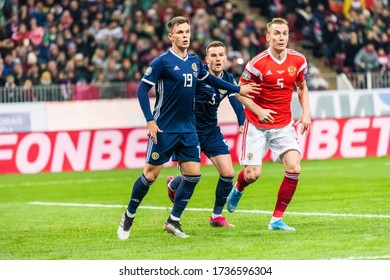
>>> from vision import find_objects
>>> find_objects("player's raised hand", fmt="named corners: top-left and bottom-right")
top-left (146, 120), bottom-right (163, 144)
top-left (238, 83), bottom-right (261, 99)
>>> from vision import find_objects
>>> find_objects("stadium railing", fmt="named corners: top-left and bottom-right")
top-left (0, 81), bottom-right (141, 102)
top-left (309, 71), bottom-right (390, 91)
top-left (1, 71), bottom-right (389, 103)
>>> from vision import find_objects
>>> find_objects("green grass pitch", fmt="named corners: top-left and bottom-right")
top-left (0, 157), bottom-right (389, 260)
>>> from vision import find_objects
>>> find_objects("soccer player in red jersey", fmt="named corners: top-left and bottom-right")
top-left (226, 18), bottom-right (312, 231)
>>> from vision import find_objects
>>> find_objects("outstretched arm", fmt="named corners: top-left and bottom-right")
top-left (204, 74), bottom-right (260, 98)
top-left (235, 93), bottom-right (276, 124)
top-left (235, 81), bottom-right (276, 123)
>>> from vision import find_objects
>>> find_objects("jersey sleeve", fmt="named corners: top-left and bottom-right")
top-left (228, 94), bottom-right (245, 126)
top-left (296, 57), bottom-right (309, 83)
top-left (226, 72), bottom-right (239, 97)
top-left (240, 62), bottom-right (262, 84)
top-left (141, 56), bottom-right (164, 86)
top-left (194, 56), bottom-right (210, 81)
top-left (136, 80), bottom-right (154, 122)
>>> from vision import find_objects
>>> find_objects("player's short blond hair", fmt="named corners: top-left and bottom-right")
top-left (266, 18), bottom-right (289, 33)
top-left (167, 16), bottom-right (190, 33)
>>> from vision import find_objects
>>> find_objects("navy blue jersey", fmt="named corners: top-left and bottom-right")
top-left (141, 49), bottom-right (209, 133)
top-left (195, 65), bottom-right (245, 136)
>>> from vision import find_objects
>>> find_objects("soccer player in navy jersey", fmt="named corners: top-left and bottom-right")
top-left (117, 16), bottom-right (259, 239)
top-left (166, 41), bottom-right (245, 228)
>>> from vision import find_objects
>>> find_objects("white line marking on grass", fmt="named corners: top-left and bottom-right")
top-left (28, 202), bottom-right (390, 219)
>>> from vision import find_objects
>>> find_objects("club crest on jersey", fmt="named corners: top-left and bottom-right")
top-left (145, 67), bottom-right (152, 76)
top-left (241, 71), bottom-right (251, 81)
top-left (288, 66), bottom-right (296, 76)
top-left (219, 89), bottom-right (227, 94)
top-left (191, 63), bottom-right (198, 71)
top-left (151, 152), bottom-right (159, 160)
top-left (247, 152), bottom-right (253, 161)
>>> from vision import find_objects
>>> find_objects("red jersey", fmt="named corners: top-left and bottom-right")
top-left (240, 48), bottom-right (308, 128)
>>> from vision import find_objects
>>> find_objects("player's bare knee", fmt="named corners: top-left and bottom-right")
top-left (220, 169), bottom-right (234, 178)
top-left (244, 169), bottom-right (261, 183)
top-left (247, 176), bottom-right (258, 183)
top-left (285, 163), bottom-right (301, 174)
top-left (143, 174), bottom-right (157, 183)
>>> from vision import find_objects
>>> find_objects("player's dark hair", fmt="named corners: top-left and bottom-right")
top-left (167, 16), bottom-right (190, 33)
top-left (266, 18), bottom-right (288, 32)
top-left (206, 41), bottom-right (227, 55)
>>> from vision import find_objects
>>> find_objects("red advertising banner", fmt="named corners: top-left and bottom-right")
top-left (0, 117), bottom-right (389, 174)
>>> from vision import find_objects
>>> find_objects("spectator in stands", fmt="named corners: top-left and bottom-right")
top-left (22, 79), bottom-right (36, 102)
top-left (56, 50), bottom-right (67, 72)
top-left (354, 42), bottom-right (380, 72)
top-left (344, 0), bottom-right (365, 20)
top-left (47, 60), bottom-right (59, 85)
top-left (26, 62), bottom-right (40, 86)
top-left (379, 32), bottom-right (389, 54)
top-left (103, 57), bottom-right (117, 82)
top-left (377, 47), bottom-right (389, 71)
top-left (38, 38), bottom-right (50, 64)
top-left (94, 68), bottom-right (111, 98)
top-left (0, 58), bottom-right (4, 87)
top-left (310, 19), bottom-right (323, 58)
top-left (307, 65), bottom-right (329, 90)
top-left (11, 23), bottom-right (30, 46)
top-left (74, 53), bottom-right (93, 84)
top-left (3, 53), bottom-right (15, 76)
top-left (12, 58), bottom-right (26, 86)
top-left (4, 0), bottom-right (366, 100)
top-left (60, 9), bottom-right (73, 30)
top-left (39, 70), bottom-right (59, 101)
top-left (40, 71), bottom-right (52, 86)
top-left (28, 18), bottom-right (44, 47)
top-left (344, 31), bottom-right (362, 72)
top-left (121, 58), bottom-right (138, 81)
top-left (18, 5), bottom-right (31, 26)
top-left (59, 74), bottom-right (73, 101)
top-left (322, 17), bottom-right (339, 66)
top-left (31, 1), bottom-right (47, 27)
top-left (4, 74), bottom-right (17, 102)
top-left (47, 43), bottom-right (59, 62)
top-left (66, 41), bottom-right (77, 60)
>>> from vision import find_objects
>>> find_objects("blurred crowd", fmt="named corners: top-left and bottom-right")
top-left (250, 0), bottom-right (390, 74)
top-left (1, 0), bottom-right (389, 97)
top-left (0, 0), bottom-right (268, 93)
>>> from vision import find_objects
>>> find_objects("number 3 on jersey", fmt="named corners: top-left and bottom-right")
top-left (183, 74), bottom-right (193, 87)
top-left (277, 78), bottom-right (284, 88)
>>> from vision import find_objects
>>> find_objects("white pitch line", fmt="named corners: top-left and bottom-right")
top-left (28, 202), bottom-right (390, 219)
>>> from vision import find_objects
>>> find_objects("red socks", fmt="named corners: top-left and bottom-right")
top-left (273, 172), bottom-right (300, 218)
top-left (235, 170), bottom-right (250, 192)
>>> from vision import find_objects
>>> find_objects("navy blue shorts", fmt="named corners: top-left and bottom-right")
top-left (146, 132), bottom-right (200, 165)
top-left (198, 126), bottom-right (230, 158)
